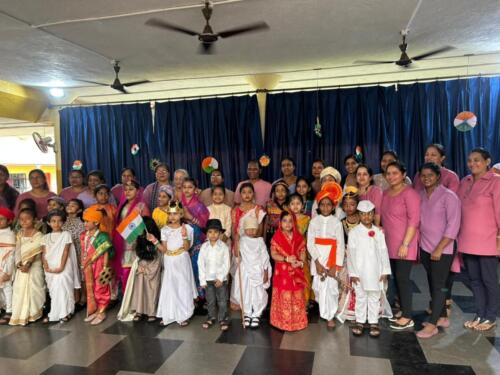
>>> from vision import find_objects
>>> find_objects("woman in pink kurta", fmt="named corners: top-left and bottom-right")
top-left (59, 170), bottom-right (86, 202)
top-left (413, 144), bottom-right (460, 193)
top-left (457, 148), bottom-right (500, 332)
top-left (356, 164), bottom-right (383, 226)
top-left (381, 162), bottom-right (420, 331)
top-left (15, 169), bottom-right (56, 219)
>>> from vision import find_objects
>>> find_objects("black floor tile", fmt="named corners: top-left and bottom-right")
top-left (0, 327), bottom-right (69, 359)
top-left (233, 346), bottom-right (314, 375)
top-left (486, 337), bottom-right (500, 354)
top-left (86, 336), bottom-right (182, 374)
top-left (216, 318), bottom-right (284, 348)
top-left (350, 327), bottom-right (426, 363)
top-left (40, 364), bottom-right (94, 375)
top-left (391, 360), bottom-right (476, 375)
top-left (102, 320), bottom-right (165, 337)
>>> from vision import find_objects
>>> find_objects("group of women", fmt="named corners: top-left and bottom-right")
top-left (0, 143), bottom-right (498, 335)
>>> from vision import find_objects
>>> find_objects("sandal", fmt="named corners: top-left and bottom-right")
top-left (327, 319), bottom-right (336, 330)
top-left (84, 313), bottom-right (97, 323)
top-left (464, 316), bottom-right (481, 329)
top-left (202, 319), bottom-right (215, 329)
top-left (220, 321), bottom-right (229, 331)
top-left (369, 324), bottom-right (381, 338)
top-left (250, 317), bottom-right (260, 329)
top-left (474, 319), bottom-right (497, 331)
top-left (243, 316), bottom-right (251, 328)
top-left (147, 316), bottom-right (157, 323)
top-left (179, 320), bottom-right (190, 327)
top-left (352, 323), bottom-right (364, 336)
top-left (133, 314), bottom-right (142, 322)
top-left (90, 313), bottom-right (106, 326)
top-left (60, 313), bottom-right (73, 323)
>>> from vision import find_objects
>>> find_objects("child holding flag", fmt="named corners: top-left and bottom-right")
top-left (307, 182), bottom-right (345, 330)
top-left (81, 206), bottom-right (114, 325)
top-left (114, 181), bottom-right (150, 292)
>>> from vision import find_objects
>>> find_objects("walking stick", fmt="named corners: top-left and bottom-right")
top-left (237, 255), bottom-right (246, 329)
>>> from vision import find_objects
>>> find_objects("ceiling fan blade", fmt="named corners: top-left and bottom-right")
top-left (218, 21), bottom-right (269, 38)
top-left (123, 80), bottom-right (150, 87)
top-left (76, 79), bottom-right (108, 86)
top-left (198, 42), bottom-right (215, 54)
top-left (145, 18), bottom-right (199, 36)
top-left (113, 86), bottom-right (128, 94)
top-left (412, 46), bottom-right (455, 61)
top-left (353, 60), bottom-right (395, 65)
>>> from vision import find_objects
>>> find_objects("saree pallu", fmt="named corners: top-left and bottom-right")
top-left (182, 194), bottom-right (209, 298)
top-left (9, 232), bottom-right (45, 326)
top-left (269, 230), bottom-right (308, 331)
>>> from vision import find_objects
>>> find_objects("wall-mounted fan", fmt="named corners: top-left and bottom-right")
top-left (32, 132), bottom-right (56, 153)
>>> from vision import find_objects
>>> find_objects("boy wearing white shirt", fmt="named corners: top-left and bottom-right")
top-left (198, 219), bottom-right (230, 331)
top-left (347, 200), bottom-right (391, 338)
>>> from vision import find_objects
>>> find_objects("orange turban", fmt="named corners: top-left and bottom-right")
top-left (315, 181), bottom-right (342, 205)
top-left (83, 206), bottom-right (103, 224)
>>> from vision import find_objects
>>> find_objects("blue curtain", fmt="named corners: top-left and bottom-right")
top-left (153, 95), bottom-right (263, 190)
top-left (264, 77), bottom-right (500, 179)
top-left (59, 103), bottom-right (155, 187)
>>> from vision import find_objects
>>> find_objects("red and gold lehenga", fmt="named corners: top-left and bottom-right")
top-left (270, 225), bottom-right (308, 332)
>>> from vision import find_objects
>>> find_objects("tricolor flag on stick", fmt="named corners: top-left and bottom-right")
top-left (116, 209), bottom-right (146, 244)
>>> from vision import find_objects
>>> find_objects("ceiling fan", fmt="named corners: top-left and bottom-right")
top-left (354, 31), bottom-right (455, 68)
top-left (145, 0), bottom-right (269, 54)
top-left (77, 61), bottom-right (149, 94)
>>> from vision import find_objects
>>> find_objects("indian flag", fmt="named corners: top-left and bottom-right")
top-left (116, 209), bottom-right (146, 244)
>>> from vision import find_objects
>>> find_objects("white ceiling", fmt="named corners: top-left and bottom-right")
top-left (0, 0), bottom-right (500, 104)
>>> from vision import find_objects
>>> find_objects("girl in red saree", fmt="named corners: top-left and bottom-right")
top-left (270, 211), bottom-right (308, 331)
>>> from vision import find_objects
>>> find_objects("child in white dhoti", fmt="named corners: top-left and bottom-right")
top-left (41, 209), bottom-right (81, 322)
top-left (0, 208), bottom-right (16, 324)
top-left (232, 215), bottom-right (272, 328)
top-left (148, 201), bottom-right (198, 327)
top-left (347, 200), bottom-right (391, 338)
top-left (307, 182), bottom-right (344, 329)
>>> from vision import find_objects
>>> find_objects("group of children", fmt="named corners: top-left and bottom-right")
top-left (0, 176), bottom-right (394, 338)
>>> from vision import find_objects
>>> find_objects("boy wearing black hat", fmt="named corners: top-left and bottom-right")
top-left (197, 219), bottom-right (230, 331)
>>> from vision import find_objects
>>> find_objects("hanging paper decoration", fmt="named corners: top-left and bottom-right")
top-left (454, 111), bottom-right (477, 132)
top-left (201, 157), bottom-right (219, 173)
top-left (72, 160), bottom-right (83, 170)
top-left (149, 158), bottom-right (161, 171)
top-left (355, 145), bottom-right (363, 162)
top-left (130, 144), bottom-right (140, 155)
top-left (314, 116), bottom-right (322, 138)
top-left (259, 154), bottom-right (271, 167)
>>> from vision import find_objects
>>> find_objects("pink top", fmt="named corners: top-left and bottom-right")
top-left (234, 179), bottom-right (272, 207)
top-left (15, 191), bottom-right (57, 219)
top-left (381, 186), bottom-right (421, 260)
top-left (457, 171), bottom-right (500, 256)
top-left (59, 187), bottom-right (83, 202)
top-left (359, 185), bottom-right (383, 215)
top-left (413, 167), bottom-right (460, 193)
top-left (419, 185), bottom-right (461, 254)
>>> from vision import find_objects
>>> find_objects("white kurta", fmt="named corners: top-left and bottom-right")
top-left (347, 225), bottom-right (392, 324)
top-left (0, 228), bottom-right (16, 312)
top-left (231, 236), bottom-right (272, 318)
top-left (156, 225), bottom-right (198, 325)
top-left (307, 215), bottom-right (345, 321)
top-left (43, 231), bottom-right (79, 321)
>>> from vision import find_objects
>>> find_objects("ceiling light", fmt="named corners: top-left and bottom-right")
top-left (49, 87), bottom-right (64, 98)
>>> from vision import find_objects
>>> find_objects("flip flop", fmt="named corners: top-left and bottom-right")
top-left (474, 319), bottom-right (497, 331)
top-left (202, 319), bottom-right (215, 329)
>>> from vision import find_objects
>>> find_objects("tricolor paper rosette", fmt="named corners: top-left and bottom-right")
top-left (201, 157), bottom-right (219, 174)
top-left (131, 144), bottom-right (140, 155)
top-left (259, 154), bottom-right (270, 167)
top-left (454, 111), bottom-right (477, 132)
top-left (72, 160), bottom-right (83, 170)
top-left (149, 158), bottom-right (160, 171)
